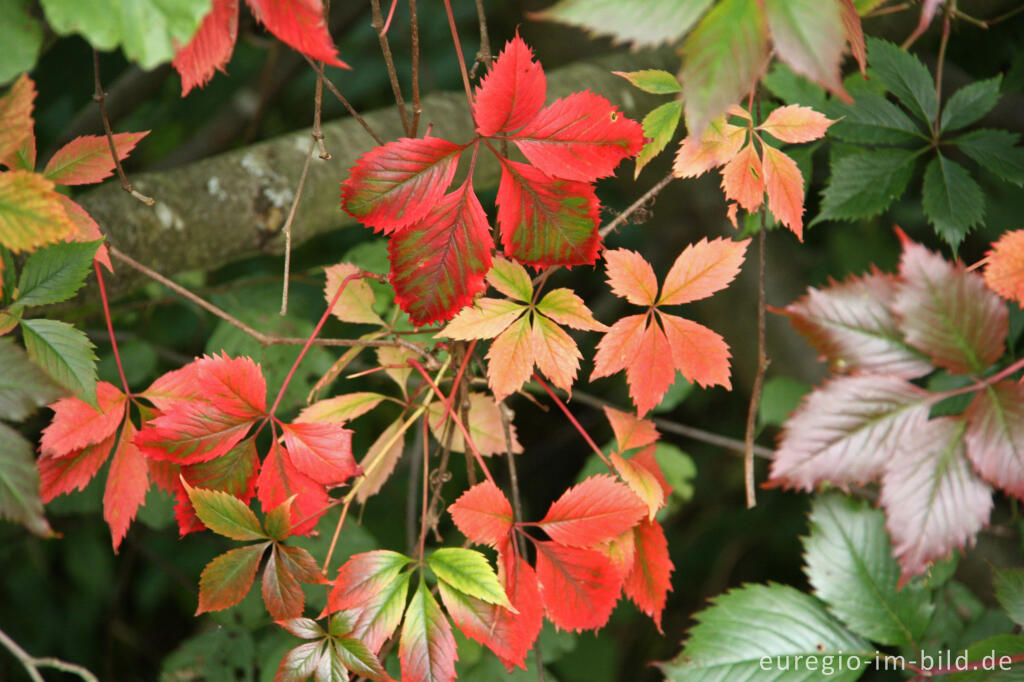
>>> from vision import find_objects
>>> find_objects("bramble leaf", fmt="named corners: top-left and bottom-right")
top-left (448, 480), bottom-right (514, 547)
top-left (538, 474), bottom-right (646, 547)
top-left (827, 90), bottom-right (926, 144)
top-left (815, 149), bottom-right (917, 223)
top-left (172, 0), bottom-right (239, 95)
top-left (21, 318), bottom-right (99, 407)
top-left (42, 132), bottom-right (148, 186)
top-left (472, 33), bottom-right (545, 137)
top-left (964, 382), bottom-right (1024, 498)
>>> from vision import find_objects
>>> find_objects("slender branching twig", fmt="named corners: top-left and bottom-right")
top-left (92, 51), bottom-right (153, 206)
top-left (0, 628), bottom-right (99, 682)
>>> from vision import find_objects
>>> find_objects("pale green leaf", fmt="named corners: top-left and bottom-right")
top-left (993, 568), bottom-right (1024, 627)
top-left (954, 129), bottom-right (1024, 187)
top-left (0, 337), bottom-right (63, 422)
top-left (0, 1), bottom-right (43, 86)
top-left (635, 101), bottom-right (682, 178)
top-left (764, 0), bottom-right (846, 95)
top-left (940, 76), bottom-right (1001, 133)
top-left (866, 37), bottom-right (938, 125)
top-left (15, 240), bottom-right (100, 309)
top-left (0, 422), bottom-right (52, 537)
top-left (534, 0), bottom-right (714, 49)
top-left (20, 318), bottom-right (98, 407)
top-left (757, 375), bottom-right (810, 428)
top-left (922, 154), bottom-right (985, 250)
top-left (39, 0), bottom-right (211, 70)
top-left (184, 483), bottom-right (267, 542)
top-left (804, 493), bottom-right (933, 646)
top-left (427, 547), bottom-right (512, 609)
top-left (614, 69), bottom-right (681, 95)
top-left (815, 149), bottom-right (918, 223)
top-left (332, 638), bottom-right (388, 681)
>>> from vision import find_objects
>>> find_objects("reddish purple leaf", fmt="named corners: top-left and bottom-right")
top-left (965, 381), bottom-right (1024, 499)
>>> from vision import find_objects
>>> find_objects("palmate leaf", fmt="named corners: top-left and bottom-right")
top-left (0, 170), bottom-right (78, 253)
top-left (472, 33), bottom-right (545, 137)
top-left (172, 0), bottom-right (238, 95)
top-left (400, 581), bottom-right (457, 682)
top-left (964, 382), bottom-right (1024, 499)
top-left (757, 105), bottom-right (835, 144)
top-left (42, 132), bottom-right (148, 185)
top-left (448, 480), bottom-right (514, 547)
top-left (769, 375), bottom-right (932, 491)
top-left (538, 474), bottom-right (646, 547)
top-left (0, 422), bottom-right (52, 537)
top-left (623, 518), bottom-right (673, 631)
top-left (661, 583), bottom-right (871, 681)
top-left (533, 540), bottom-right (622, 632)
top-left (866, 37), bottom-right (938, 125)
top-left (0, 74), bottom-right (34, 161)
top-left (940, 75), bottom-right (1001, 133)
top-left (954, 129), bottom-right (1024, 187)
top-left (921, 154), bottom-right (985, 249)
top-left (256, 442), bottom-right (329, 536)
top-left (658, 237), bottom-right (749, 306)
top-left (603, 406), bottom-right (659, 453)
top-left (776, 269), bottom-right (933, 378)
top-left (612, 453), bottom-right (665, 520)
top-left (355, 419), bottom-right (407, 504)
top-left (327, 550), bottom-right (412, 613)
top-left (533, 0), bottom-right (714, 49)
top-left (388, 181), bottom-right (493, 326)
top-left (815, 148), bottom-right (918, 223)
top-left (331, 637), bottom-right (389, 681)
top-left (764, 0), bottom-right (847, 98)
top-left (803, 493), bottom-right (933, 646)
top-left (103, 420), bottom-right (150, 552)
top-left (0, 2), bottom-right (39, 84)
top-left (880, 417), bottom-right (993, 580)
top-left (892, 235), bottom-right (1006, 374)
top-left (299, 392), bottom-right (387, 424)
top-left (183, 481), bottom-right (266, 541)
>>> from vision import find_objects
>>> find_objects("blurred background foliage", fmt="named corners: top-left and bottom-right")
top-left (2, 1), bottom-right (1024, 680)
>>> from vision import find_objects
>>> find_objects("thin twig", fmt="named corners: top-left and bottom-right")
top-left (441, 0), bottom-right (477, 113)
top-left (418, 416), bottom-right (431, 560)
top-left (370, 0), bottom-right (412, 135)
top-left (279, 136), bottom-right (317, 315)
top-left (408, 0), bottom-right (421, 136)
top-left (743, 210), bottom-right (770, 508)
top-left (469, 0), bottom-right (492, 79)
top-left (0, 627), bottom-right (99, 682)
top-left (533, 373), bottom-right (610, 467)
top-left (92, 51), bottom-right (153, 206)
top-left (313, 66), bottom-right (330, 159)
top-left (599, 172), bottom-right (675, 239)
top-left (305, 57), bottom-right (384, 145)
top-left (108, 246), bottom-right (428, 356)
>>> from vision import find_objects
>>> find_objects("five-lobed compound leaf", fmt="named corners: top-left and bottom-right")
top-left (623, 518), bottom-right (673, 631)
top-left (38, 432), bottom-right (116, 504)
top-left (280, 421), bottom-right (358, 486)
top-left (880, 416), bottom-right (993, 580)
top-left (964, 382), bottom-right (1024, 499)
top-left (0, 170), bottom-right (78, 253)
top-left (39, 380), bottom-right (125, 457)
top-left (472, 33), bottom-right (545, 137)
top-left (769, 375), bottom-right (932, 491)
top-left (921, 153), bottom-right (985, 249)
top-left (257, 441), bottom-right (329, 536)
top-left (42, 132), bottom-right (148, 185)
top-left (756, 104), bottom-right (835, 144)
top-left (183, 481), bottom-right (266, 541)
top-left (661, 583), bottom-right (871, 681)
top-left (324, 263), bottom-right (383, 326)
top-left (940, 75), bottom-right (1001, 133)
top-left (388, 181), bottom-right (494, 326)
top-left (400, 580), bottom-right (457, 682)
top-left (428, 548), bottom-right (512, 609)
top-left (803, 493), bottom-right (933, 646)
top-left (196, 542), bottom-right (270, 614)
top-left (448, 480), bottom-right (514, 547)
top-left (538, 474), bottom-right (646, 547)
top-left (892, 234), bottom-right (1006, 374)
top-left (815, 148), bottom-right (918, 224)
top-left (533, 540), bottom-right (621, 632)
top-left (341, 137), bottom-right (464, 234)
top-left (866, 37), bottom-right (938, 125)
top-left (172, 0), bottom-right (238, 95)
top-left (0, 422), bottom-right (53, 537)
top-left (14, 240), bottom-right (100, 309)
top-left (533, 0), bottom-right (713, 49)
top-left (983, 228), bottom-right (1024, 304)
top-left (21, 318), bottom-right (99, 407)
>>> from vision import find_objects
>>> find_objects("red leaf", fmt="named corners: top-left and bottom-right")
top-left (893, 234), bottom-right (1007, 374)
top-left (510, 91), bottom-right (644, 183)
top-left (768, 375), bottom-right (932, 492)
top-left (448, 480), bottom-right (514, 547)
top-left (40, 381), bottom-right (126, 458)
top-left (603, 249), bottom-right (659, 306)
top-left (55, 194), bottom-right (112, 271)
top-left (436, 583), bottom-right (519, 664)
top-left (625, 320), bottom-right (677, 416)
top-left (538, 474), bottom-right (646, 547)
top-left (280, 421), bottom-right (358, 486)
top-left (658, 237), bottom-right (749, 306)
top-left (839, 0), bottom-right (867, 75)
top-left (659, 313), bottom-right (732, 389)
top-left (400, 581), bottom-right (457, 682)
top-left (143, 363), bottom-right (203, 410)
top-left (103, 421), bottom-right (150, 552)
top-left (611, 453), bottom-right (664, 520)
top-left (173, 0), bottom-right (239, 95)
top-left (42, 132), bottom-right (149, 186)
top-left (881, 417), bottom-right (992, 581)
top-left (496, 158), bottom-right (600, 268)
top-left (964, 381), bottom-right (1024, 499)
top-left (984, 229), bottom-right (1024, 305)
top-left (623, 518), bottom-right (673, 631)
top-left (603, 405), bottom-right (659, 452)
top-left (346, 571), bottom-right (412, 654)
top-left (196, 542), bottom-right (269, 614)
top-left (0, 74), bottom-right (35, 162)
top-left (38, 433), bottom-right (117, 503)
top-left (328, 550), bottom-right (412, 613)
top-left (721, 143), bottom-right (764, 212)
top-left (245, 0), bottom-right (348, 67)
top-left (135, 401), bottom-right (255, 464)
top-left (199, 354), bottom-right (267, 419)
top-left (388, 181), bottom-right (494, 326)
top-left (341, 137), bottom-right (464, 233)
top-left (257, 442), bottom-right (329, 536)
top-left (762, 145), bottom-right (805, 240)
top-left (533, 541), bottom-right (621, 632)
top-left (775, 270), bottom-right (933, 378)
top-left (171, 438), bottom-right (261, 536)
top-left (494, 547), bottom-right (543, 669)
top-left (262, 545), bottom-right (306, 620)
top-left (473, 33), bottom-right (546, 137)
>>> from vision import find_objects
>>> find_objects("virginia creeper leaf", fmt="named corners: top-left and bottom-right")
top-left (427, 392), bottom-right (523, 457)
top-left (964, 382), bottom-right (1024, 499)
top-left (136, 400), bottom-right (255, 464)
top-left (438, 298), bottom-right (525, 341)
top-left (40, 381), bottom-right (125, 457)
top-left (604, 249), bottom-right (658, 306)
top-left (279, 617), bottom-right (324, 640)
top-left (53, 194), bottom-right (112, 271)
top-left (538, 474), bottom-right (646, 547)
top-left (104, 421), bottom-right (149, 552)
top-left (448, 480), bottom-right (514, 547)
top-left (993, 568), bottom-right (1024, 627)
top-left (484, 315), bottom-right (533, 402)
top-left (42, 132), bottom-right (148, 185)
top-left (436, 581), bottom-right (521, 666)
top-left (197, 354), bottom-right (267, 419)
top-left (262, 544), bottom-right (306, 621)
top-left (346, 570), bottom-right (411, 654)
top-left (658, 237), bottom-right (749, 306)
top-left (275, 641), bottom-right (323, 682)
top-left (428, 548), bottom-right (512, 608)
top-left (720, 143), bottom-right (764, 213)
top-left (866, 37), bottom-right (938, 125)
top-left (613, 69), bottom-right (681, 95)
top-left (356, 419), bottom-right (407, 504)
top-left (880, 417), bottom-right (993, 580)
top-left (757, 104), bottom-right (835, 144)
top-left (245, 0), bottom-right (347, 68)
top-left (328, 550), bottom-right (411, 613)
top-left (533, 540), bottom-right (621, 632)
top-left (603, 406), bottom-right (659, 453)
top-left (257, 441), bottom-right (329, 536)
top-left (196, 542), bottom-right (270, 614)
top-left (280, 421), bottom-right (358, 486)
top-left (472, 33), bottom-right (545, 137)
top-left (183, 480), bottom-right (266, 541)
top-left (341, 137), bottom-right (463, 234)
top-left (495, 547), bottom-right (544, 669)
top-left (530, 314), bottom-right (582, 395)
top-left (761, 145), bottom-right (806, 240)
top-left (298, 392), bottom-right (387, 425)
top-left (172, 0), bottom-right (239, 95)
top-left (611, 453), bottom-right (664, 520)
top-left (672, 116), bottom-right (747, 179)
top-left (486, 255), bottom-right (533, 302)
top-left (921, 153), bottom-right (985, 249)
top-left (940, 75), bottom-right (1001, 133)
top-left (634, 100), bottom-right (682, 178)
top-left (331, 637), bottom-right (389, 681)
top-left (400, 581), bottom-right (457, 682)
top-left (38, 432), bottom-right (116, 504)
top-left (21, 318), bottom-right (98, 407)
top-left (954, 129), bottom-right (1024, 187)
top-left (535, 287), bottom-right (606, 331)
top-left (623, 518), bottom-right (673, 631)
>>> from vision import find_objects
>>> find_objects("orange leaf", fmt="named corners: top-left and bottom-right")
top-left (103, 421), bottom-right (150, 552)
top-left (611, 452), bottom-right (665, 519)
top-left (756, 104), bottom-right (834, 144)
top-left (440, 298), bottom-right (525, 341)
top-left (720, 143), bottom-right (764, 212)
top-left (623, 518), bottom-right (673, 631)
top-left (42, 132), bottom-right (149, 186)
top-left (591, 313), bottom-right (647, 381)
top-left (672, 116), bottom-right (746, 179)
top-left (486, 316), bottom-right (534, 402)
top-left (762, 145), bottom-right (806, 240)
top-left (659, 312), bottom-right (732, 389)
top-left (0, 170), bottom-right (78, 252)
top-left (531, 314), bottom-right (581, 395)
top-left (658, 237), bottom-right (749, 305)
top-left (0, 74), bottom-right (35, 162)
top-left (984, 229), bottom-right (1024, 305)
top-left (448, 480), bottom-right (514, 547)
top-left (602, 405), bottom-right (659, 452)
top-left (40, 381), bottom-right (127, 458)
top-left (626, 322), bottom-right (677, 416)
top-left (603, 248), bottom-right (659, 306)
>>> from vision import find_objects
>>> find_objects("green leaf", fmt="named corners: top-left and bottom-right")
top-left (0, 422), bottom-right (53, 537)
top-left (614, 69), bottom-right (681, 94)
top-left (948, 634), bottom-right (1024, 681)
top-left (764, 0), bottom-right (845, 96)
top-left (757, 375), bottom-right (810, 428)
top-left (0, 337), bottom-right (63, 422)
top-left (815, 148), bottom-right (918, 223)
top-left (427, 547), bottom-right (512, 609)
top-left (804, 493), bottom-right (934, 646)
top-left (264, 497), bottom-right (294, 542)
top-left (654, 443), bottom-right (696, 502)
top-left (183, 483), bottom-right (267, 542)
top-left (276, 641), bottom-right (324, 682)
top-left (922, 154), bottom-right (985, 249)
top-left (940, 76), bottom-right (1002, 133)
top-left (635, 100), bottom-right (682, 178)
top-left (827, 91), bottom-right (927, 144)
top-left (993, 568), bottom-right (1024, 627)
top-left (0, 1), bottom-right (43, 86)
top-left (20, 318), bottom-right (98, 407)
top-left (680, 0), bottom-right (768, 135)
top-left (661, 583), bottom-right (871, 680)
top-left (38, 0), bottom-right (211, 70)
top-left (196, 543), bottom-right (269, 614)
top-left (867, 37), bottom-right (938, 125)
top-left (761, 62), bottom-right (826, 107)
top-left (332, 638), bottom-right (388, 681)
top-left (534, 0), bottom-right (714, 49)
top-left (955, 129), bottom-right (1024, 187)
top-left (14, 240), bottom-right (100, 309)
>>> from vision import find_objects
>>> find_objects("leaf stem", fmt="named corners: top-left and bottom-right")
top-left (532, 373), bottom-right (610, 467)
top-left (304, 57), bottom-right (384, 145)
top-left (743, 212), bottom-right (770, 508)
top-left (92, 51), bottom-right (153, 206)
top-left (442, 0), bottom-right (477, 115)
top-left (933, 3), bottom-right (953, 137)
top-left (94, 261), bottom-right (132, 397)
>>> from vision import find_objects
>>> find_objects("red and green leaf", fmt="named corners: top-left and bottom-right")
top-left (347, 571), bottom-right (412, 654)
top-left (623, 518), bottom-right (673, 631)
top-left (196, 542), bottom-right (270, 614)
top-left (40, 381), bottom-right (126, 457)
top-left (280, 421), bottom-right (358, 486)
top-left (538, 474), bottom-right (646, 547)
top-left (399, 581), bottom-right (457, 682)
top-left (0, 170), bottom-right (79, 252)
top-left (964, 382), bottom-right (1024, 498)
top-left (262, 544), bottom-right (307, 620)
top-left (257, 441), bottom-right (329, 536)
top-left (183, 480), bottom-right (266, 541)
top-left (0, 74), bottom-right (35, 162)
top-left (328, 550), bottom-right (412, 613)
top-left (42, 132), bottom-right (149, 186)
